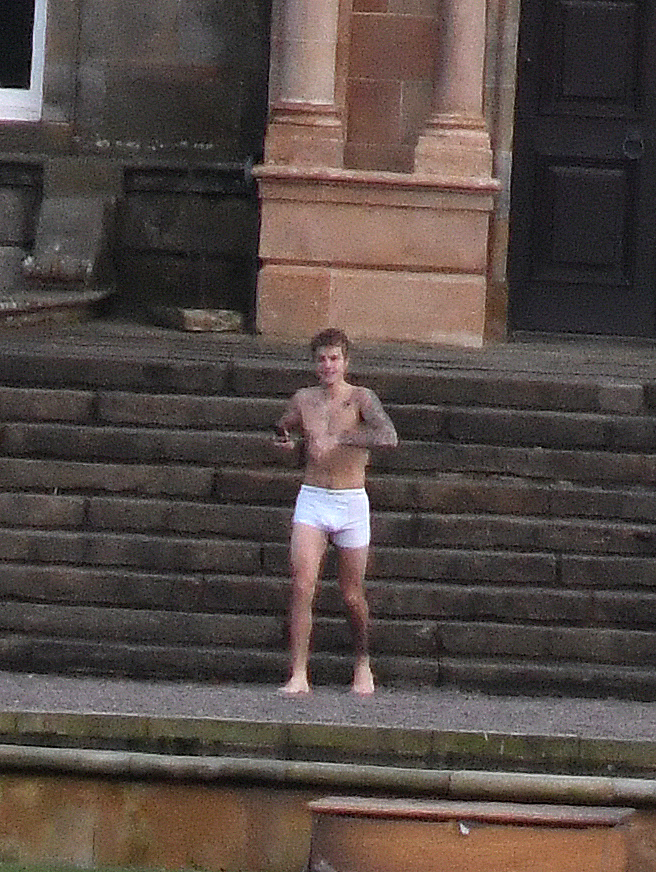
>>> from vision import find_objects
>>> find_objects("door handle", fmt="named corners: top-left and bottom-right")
top-left (623, 130), bottom-right (645, 160)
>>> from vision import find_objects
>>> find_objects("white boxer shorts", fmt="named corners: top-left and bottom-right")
top-left (292, 484), bottom-right (370, 548)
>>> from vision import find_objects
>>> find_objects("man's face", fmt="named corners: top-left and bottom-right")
top-left (315, 345), bottom-right (348, 386)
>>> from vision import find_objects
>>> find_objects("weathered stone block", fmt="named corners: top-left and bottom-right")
top-left (255, 167), bottom-right (497, 346)
top-left (97, 392), bottom-right (283, 431)
top-left (211, 468), bottom-right (301, 505)
top-left (0, 528), bottom-right (87, 564)
top-left (562, 555), bottom-right (656, 589)
top-left (0, 492), bottom-right (84, 529)
top-left (24, 195), bottom-right (116, 285)
top-left (84, 531), bottom-right (262, 574)
top-left (0, 386), bottom-right (93, 423)
top-left (0, 458), bottom-right (214, 499)
top-left (151, 306), bottom-right (244, 333)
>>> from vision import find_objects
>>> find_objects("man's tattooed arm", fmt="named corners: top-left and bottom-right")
top-left (338, 389), bottom-right (398, 448)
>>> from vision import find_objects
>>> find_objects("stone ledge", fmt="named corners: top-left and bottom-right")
top-left (0, 743), bottom-right (654, 808)
top-left (254, 164), bottom-right (501, 195)
top-left (0, 288), bottom-right (111, 327)
top-left (308, 796), bottom-right (634, 828)
top-left (1, 711), bottom-right (656, 781)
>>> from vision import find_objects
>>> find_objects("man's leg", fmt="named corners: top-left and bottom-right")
top-left (281, 522), bottom-right (327, 695)
top-left (337, 546), bottom-right (374, 695)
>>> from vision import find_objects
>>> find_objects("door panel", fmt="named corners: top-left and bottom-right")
top-left (509, 0), bottom-right (656, 336)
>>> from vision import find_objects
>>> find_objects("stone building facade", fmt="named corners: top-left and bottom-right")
top-left (0, 0), bottom-right (651, 345)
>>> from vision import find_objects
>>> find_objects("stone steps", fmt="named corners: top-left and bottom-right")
top-left (3, 564), bottom-right (655, 627)
top-left (2, 596), bottom-right (656, 664)
top-left (439, 657), bottom-right (656, 700)
top-left (216, 467), bottom-right (656, 521)
top-left (0, 345), bottom-right (653, 695)
top-left (0, 352), bottom-right (647, 411)
top-left (0, 508), bottom-right (652, 585)
top-left (4, 383), bottom-right (656, 449)
top-left (0, 457), bottom-right (216, 498)
top-left (1, 633), bottom-right (655, 698)
top-left (1, 490), bottom-right (656, 556)
top-left (6, 421), bottom-right (656, 487)
top-left (10, 606), bottom-right (656, 666)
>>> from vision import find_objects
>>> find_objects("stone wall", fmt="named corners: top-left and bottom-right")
top-left (345, 0), bottom-right (438, 172)
top-left (0, 0), bottom-right (271, 318)
top-left (2, 0), bottom-right (270, 162)
top-left (42, 0), bottom-right (271, 162)
top-left (0, 772), bottom-right (314, 872)
top-left (0, 770), bottom-right (655, 872)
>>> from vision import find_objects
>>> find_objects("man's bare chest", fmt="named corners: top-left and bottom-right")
top-left (300, 391), bottom-right (361, 435)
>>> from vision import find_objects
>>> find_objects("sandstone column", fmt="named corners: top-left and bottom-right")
top-left (415, 0), bottom-right (493, 176)
top-left (264, 0), bottom-right (345, 167)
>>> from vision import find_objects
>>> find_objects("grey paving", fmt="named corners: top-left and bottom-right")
top-left (2, 316), bottom-right (656, 380)
top-left (0, 670), bottom-right (654, 743)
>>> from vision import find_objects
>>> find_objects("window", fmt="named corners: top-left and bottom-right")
top-left (0, 0), bottom-right (48, 120)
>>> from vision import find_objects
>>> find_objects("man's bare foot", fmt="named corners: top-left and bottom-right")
top-left (279, 676), bottom-right (311, 696)
top-left (351, 658), bottom-right (375, 695)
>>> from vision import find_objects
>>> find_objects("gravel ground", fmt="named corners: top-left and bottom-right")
top-left (0, 672), bottom-right (654, 742)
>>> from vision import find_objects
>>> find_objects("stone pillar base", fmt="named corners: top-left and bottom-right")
top-left (415, 115), bottom-right (493, 177)
top-left (264, 103), bottom-right (345, 168)
top-left (258, 264), bottom-right (487, 347)
top-left (254, 166), bottom-right (499, 347)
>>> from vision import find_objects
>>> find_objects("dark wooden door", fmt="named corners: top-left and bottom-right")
top-left (508, 0), bottom-right (656, 336)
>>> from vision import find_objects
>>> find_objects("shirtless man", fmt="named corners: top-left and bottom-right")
top-left (273, 328), bottom-right (398, 695)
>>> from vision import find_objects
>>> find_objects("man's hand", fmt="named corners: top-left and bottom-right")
top-left (273, 426), bottom-right (296, 451)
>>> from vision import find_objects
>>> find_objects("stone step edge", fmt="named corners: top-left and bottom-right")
top-left (5, 470), bottom-right (656, 525)
top-left (0, 347), bottom-right (648, 415)
top-left (308, 796), bottom-right (632, 828)
top-left (0, 288), bottom-right (110, 328)
top-left (5, 602), bottom-right (656, 644)
top-left (4, 387), bottom-right (656, 425)
top-left (9, 492), bottom-right (656, 534)
top-left (0, 712), bottom-right (655, 797)
top-left (3, 635), bottom-right (656, 700)
top-left (4, 564), bottom-right (655, 605)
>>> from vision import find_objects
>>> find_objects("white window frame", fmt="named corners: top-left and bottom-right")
top-left (0, 0), bottom-right (48, 121)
